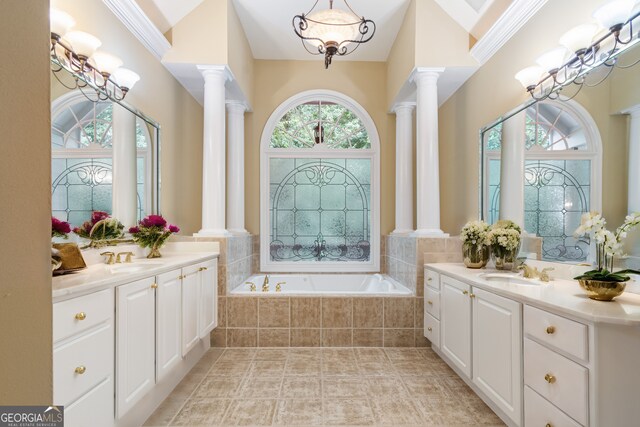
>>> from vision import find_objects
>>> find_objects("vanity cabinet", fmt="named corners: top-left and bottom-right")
top-left (155, 270), bottom-right (183, 382)
top-left (440, 275), bottom-right (472, 377)
top-left (181, 265), bottom-right (200, 356)
top-left (198, 259), bottom-right (218, 338)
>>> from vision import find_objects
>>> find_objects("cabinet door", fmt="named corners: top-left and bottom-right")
top-left (116, 277), bottom-right (156, 418)
top-left (156, 269), bottom-right (183, 382)
top-left (440, 276), bottom-right (472, 378)
top-left (472, 287), bottom-right (522, 426)
top-left (182, 265), bottom-right (200, 356)
top-left (198, 259), bottom-right (218, 339)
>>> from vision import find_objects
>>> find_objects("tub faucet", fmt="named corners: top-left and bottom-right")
top-left (262, 275), bottom-right (270, 292)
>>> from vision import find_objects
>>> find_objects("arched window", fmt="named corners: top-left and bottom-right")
top-left (51, 91), bottom-right (151, 226)
top-left (483, 100), bottom-right (602, 262)
top-left (260, 90), bottom-right (380, 272)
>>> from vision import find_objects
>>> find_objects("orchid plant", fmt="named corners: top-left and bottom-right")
top-left (129, 215), bottom-right (180, 258)
top-left (573, 212), bottom-right (640, 282)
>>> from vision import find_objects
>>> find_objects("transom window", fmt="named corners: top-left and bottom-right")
top-left (483, 100), bottom-right (601, 262)
top-left (261, 91), bottom-right (380, 272)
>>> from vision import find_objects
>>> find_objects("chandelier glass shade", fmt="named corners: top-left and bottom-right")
top-left (515, 0), bottom-right (640, 101)
top-left (49, 8), bottom-right (139, 102)
top-left (293, 0), bottom-right (376, 69)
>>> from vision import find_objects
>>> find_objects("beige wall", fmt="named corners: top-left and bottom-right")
top-left (227, 0), bottom-right (254, 105)
top-left (438, 0), bottom-right (636, 234)
top-left (0, 0), bottom-right (53, 404)
top-left (386, 0), bottom-right (416, 107)
top-left (245, 60), bottom-right (395, 235)
top-left (52, 0), bottom-right (204, 234)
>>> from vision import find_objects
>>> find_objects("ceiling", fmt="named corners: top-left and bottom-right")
top-left (137, 0), bottom-right (205, 33)
top-left (433, 0), bottom-right (496, 33)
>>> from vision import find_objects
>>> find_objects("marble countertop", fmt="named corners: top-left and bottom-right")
top-left (425, 263), bottom-right (640, 326)
top-left (53, 243), bottom-right (219, 302)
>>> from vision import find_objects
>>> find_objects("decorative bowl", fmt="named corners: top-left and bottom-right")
top-left (578, 279), bottom-right (626, 301)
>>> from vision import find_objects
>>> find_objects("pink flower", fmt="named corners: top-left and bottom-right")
top-left (91, 211), bottom-right (109, 224)
top-left (168, 224), bottom-right (180, 233)
top-left (141, 214), bottom-right (167, 228)
top-left (72, 227), bottom-right (83, 234)
top-left (51, 217), bottom-right (71, 234)
top-left (129, 226), bottom-right (140, 234)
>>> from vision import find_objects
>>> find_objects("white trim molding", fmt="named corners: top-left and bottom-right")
top-left (259, 89), bottom-right (381, 273)
top-left (471, 0), bottom-right (549, 64)
top-left (102, 0), bottom-right (171, 60)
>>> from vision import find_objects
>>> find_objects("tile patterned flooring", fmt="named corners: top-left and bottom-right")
top-left (144, 347), bottom-right (505, 426)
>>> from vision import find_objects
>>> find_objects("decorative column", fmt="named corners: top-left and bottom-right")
top-left (392, 103), bottom-right (415, 234)
top-left (111, 102), bottom-right (138, 227)
top-left (499, 110), bottom-right (526, 229)
top-left (628, 107), bottom-right (640, 213)
top-left (413, 68), bottom-right (446, 236)
top-left (196, 66), bottom-right (229, 236)
top-left (226, 101), bottom-right (248, 235)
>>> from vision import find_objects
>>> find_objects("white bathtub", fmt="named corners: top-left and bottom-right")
top-left (231, 273), bottom-right (412, 296)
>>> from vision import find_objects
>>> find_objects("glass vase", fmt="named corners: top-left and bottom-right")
top-left (491, 245), bottom-right (519, 271)
top-left (147, 243), bottom-right (162, 259)
top-left (462, 242), bottom-right (489, 269)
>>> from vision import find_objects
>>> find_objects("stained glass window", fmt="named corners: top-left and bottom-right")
top-left (51, 98), bottom-right (149, 226)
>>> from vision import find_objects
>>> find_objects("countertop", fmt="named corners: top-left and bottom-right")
top-left (425, 263), bottom-right (640, 326)
top-left (53, 245), bottom-right (219, 302)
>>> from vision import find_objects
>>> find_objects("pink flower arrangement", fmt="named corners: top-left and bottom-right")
top-left (51, 217), bottom-right (71, 239)
top-left (129, 215), bottom-right (180, 258)
top-left (73, 210), bottom-right (124, 243)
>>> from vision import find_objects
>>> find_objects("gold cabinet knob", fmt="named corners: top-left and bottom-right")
top-left (74, 312), bottom-right (86, 321)
top-left (427, 277), bottom-right (433, 282)
top-left (427, 327), bottom-right (433, 332)
top-left (199, 266), bottom-right (208, 271)
top-left (546, 326), bottom-right (556, 334)
top-left (544, 373), bottom-right (556, 384)
top-left (470, 294), bottom-right (476, 298)
top-left (462, 290), bottom-right (469, 295)
top-left (546, 424), bottom-right (553, 427)
top-left (151, 283), bottom-right (158, 289)
top-left (75, 366), bottom-right (86, 374)
top-left (427, 300), bottom-right (433, 305)
top-left (178, 275), bottom-right (184, 280)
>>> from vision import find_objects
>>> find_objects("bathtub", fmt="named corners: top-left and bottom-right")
top-left (231, 273), bottom-right (412, 296)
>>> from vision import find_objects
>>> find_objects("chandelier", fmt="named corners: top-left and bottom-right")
top-left (293, 0), bottom-right (376, 69)
top-left (49, 8), bottom-right (139, 102)
top-left (515, 0), bottom-right (640, 101)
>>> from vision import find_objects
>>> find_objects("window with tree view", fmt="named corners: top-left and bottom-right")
top-left (263, 97), bottom-right (378, 271)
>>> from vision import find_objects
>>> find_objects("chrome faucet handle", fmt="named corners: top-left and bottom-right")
top-left (276, 282), bottom-right (286, 292)
top-left (540, 267), bottom-right (555, 282)
top-left (246, 281), bottom-right (256, 292)
top-left (116, 252), bottom-right (134, 263)
top-left (100, 252), bottom-right (116, 265)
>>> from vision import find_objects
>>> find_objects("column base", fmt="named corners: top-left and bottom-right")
top-left (391, 229), bottom-right (415, 235)
top-left (194, 229), bottom-right (231, 237)
top-left (412, 229), bottom-right (449, 237)
top-left (228, 229), bottom-right (250, 236)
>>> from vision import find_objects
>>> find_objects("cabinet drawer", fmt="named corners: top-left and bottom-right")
top-left (54, 289), bottom-right (113, 343)
top-left (524, 305), bottom-right (588, 362)
top-left (64, 377), bottom-right (114, 427)
top-left (424, 312), bottom-right (440, 349)
top-left (524, 338), bottom-right (588, 426)
top-left (524, 386), bottom-right (581, 427)
top-left (54, 322), bottom-right (114, 406)
top-left (424, 287), bottom-right (440, 320)
top-left (425, 269), bottom-right (440, 290)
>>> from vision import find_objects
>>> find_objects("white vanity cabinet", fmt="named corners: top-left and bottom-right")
top-left (198, 259), bottom-right (218, 338)
top-left (440, 275), bottom-right (472, 377)
top-left (155, 270), bottom-right (183, 382)
top-left (181, 264), bottom-right (200, 356)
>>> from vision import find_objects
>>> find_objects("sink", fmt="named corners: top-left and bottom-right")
top-left (478, 273), bottom-right (541, 286)
top-left (107, 262), bottom-right (164, 274)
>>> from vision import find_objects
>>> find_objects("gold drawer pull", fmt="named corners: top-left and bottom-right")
top-left (544, 373), bottom-right (556, 384)
top-left (470, 293), bottom-right (476, 298)
top-left (546, 424), bottom-right (553, 427)
top-left (151, 283), bottom-right (158, 289)
top-left (199, 266), bottom-right (208, 272)
top-left (462, 290), bottom-right (469, 295)
top-left (546, 326), bottom-right (556, 334)
top-left (74, 312), bottom-right (86, 321)
top-left (427, 277), bottom-right (433, 281)
top-left (427, 300), bottom-right (433, 305)
top-left (75, 366), bottom-right (86, 375)
top-left (427, 327), bottom-right (433, 332)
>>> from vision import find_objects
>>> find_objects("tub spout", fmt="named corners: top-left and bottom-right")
top-left (262, 275), bottom-right (270, 292)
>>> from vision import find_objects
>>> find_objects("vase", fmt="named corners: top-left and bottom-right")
top-left (578, 279), bottom-right (626, 301)
top-left (462, 242), bottom-right (489, 269)
top-left (147, 243), bottom-right (162, 259)
top-left (491, 245), bottom-right (519, 271)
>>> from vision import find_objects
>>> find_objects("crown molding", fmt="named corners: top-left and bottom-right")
top-left (471, 0), bottom-right (549, 65)
top-left (102, 0), bottom-right (171, 60)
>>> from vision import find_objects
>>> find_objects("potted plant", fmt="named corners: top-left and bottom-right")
top-left (460, 220), bottom-right (490, 268)
top-left (73, 211), bottom-right (126, 248)
top-left (129, 215), bottom-right (180, 258)
top-left (573, 212), bottom-right (640, 301)
top-left (486, 220), bottom-right (522, 271)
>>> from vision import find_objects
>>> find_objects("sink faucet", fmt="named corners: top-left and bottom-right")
top-left (100, 251), bottom-right (116, 265)
top-left (518, 263), bottom-right (539, 279)
top-left (262, 275), bottom-right (270, 292)
top-left (116, 252), bottom-right (134, 263)
top-left (539, 267), bottom-right (554, 282)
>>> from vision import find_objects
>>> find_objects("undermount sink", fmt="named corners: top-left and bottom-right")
top-left (478, 273), bottom-right (541, 286)
top-left (107, 262), bottom-right (164, 274)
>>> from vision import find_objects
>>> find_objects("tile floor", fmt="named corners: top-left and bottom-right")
top-left (144, 347), bottom-right (505, 426)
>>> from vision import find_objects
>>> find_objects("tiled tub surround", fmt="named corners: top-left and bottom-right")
top-left (211, 296), bottom-right (428, 348)
top-left (145, 347), bottom-right (504, 427)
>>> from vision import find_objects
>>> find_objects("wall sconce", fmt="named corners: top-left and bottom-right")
top-left (50, 8), bottom-right (139, 102)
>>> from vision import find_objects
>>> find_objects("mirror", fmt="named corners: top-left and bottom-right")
top-left (50, 65), bottom-right (160, 230)
top-left (479, 42), bottom-right (640, 264)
